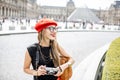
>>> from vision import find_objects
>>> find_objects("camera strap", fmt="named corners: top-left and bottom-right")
top-left (35, 43), bottom-right (40, 80)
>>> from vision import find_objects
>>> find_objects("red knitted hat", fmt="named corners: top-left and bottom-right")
top-left (35, 18), bottom-right (57, 32)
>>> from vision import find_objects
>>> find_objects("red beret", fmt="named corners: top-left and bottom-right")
top-left (35, 18), bottom-right (57, 32)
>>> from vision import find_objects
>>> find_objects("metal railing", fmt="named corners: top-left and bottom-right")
top-left (94, 51), bottom-right (107, 80)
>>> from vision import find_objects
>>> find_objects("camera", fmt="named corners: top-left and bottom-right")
top-left (46, 67), bottom-right (58, 75)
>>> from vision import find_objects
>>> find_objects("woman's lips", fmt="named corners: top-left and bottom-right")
top-left (51, 34), bottom-right (56, 37)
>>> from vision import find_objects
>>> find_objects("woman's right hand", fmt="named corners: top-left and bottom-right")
top-left (37, 65), bottom-right (47, 76)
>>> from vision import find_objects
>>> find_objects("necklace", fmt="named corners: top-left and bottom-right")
top-left (38, 45), bottom-right (51, 64)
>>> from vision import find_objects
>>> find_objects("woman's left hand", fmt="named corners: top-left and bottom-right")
top-left (54, 67), bottom-right (63, 76)
top-left (54, 63), bottom-right (68, 76)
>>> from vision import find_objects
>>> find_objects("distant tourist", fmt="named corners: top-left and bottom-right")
top-left (73, 23), bottom-right (76, 28)
top-left (118, 26), bottom-right (120, 30)
top-left (2, 18), bottom-right (5, 23)
top-left (102, 24), bottom-right (105, 29)
top-left (82, 21), bottom-right (86, 29)
top-left (0, 21), bottom-right (2, 28)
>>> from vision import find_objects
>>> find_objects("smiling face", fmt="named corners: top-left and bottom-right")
top-left (42, 25), bottom-right (58, 41)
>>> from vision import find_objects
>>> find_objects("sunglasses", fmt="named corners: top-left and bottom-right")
top-left (46, 26), bottom-right (58, 32)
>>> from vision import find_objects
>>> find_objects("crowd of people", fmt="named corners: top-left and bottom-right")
top-left (0, 18), bottom-right (120, 31)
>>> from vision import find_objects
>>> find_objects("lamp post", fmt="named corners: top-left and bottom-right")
top-left (65, 3), bottom-right (68, 29)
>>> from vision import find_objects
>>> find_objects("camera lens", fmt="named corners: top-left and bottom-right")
top-left (46, 67), bottom-right (58, 75)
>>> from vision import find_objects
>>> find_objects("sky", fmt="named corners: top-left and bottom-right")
top-left (37, 0), bottom-right (115, 10)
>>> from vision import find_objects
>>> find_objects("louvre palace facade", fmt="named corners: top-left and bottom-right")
top-left (0, 0), bottom-right (120, 25)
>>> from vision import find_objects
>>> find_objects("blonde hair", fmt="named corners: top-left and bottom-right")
top-left (38, 31), bottom-right (60, 67)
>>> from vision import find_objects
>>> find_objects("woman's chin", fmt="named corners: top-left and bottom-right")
top-left (50, 38), bottom-right (56, 40)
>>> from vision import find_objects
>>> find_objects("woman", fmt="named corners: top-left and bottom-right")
top-left (23, 18), bottom-right (75, 80)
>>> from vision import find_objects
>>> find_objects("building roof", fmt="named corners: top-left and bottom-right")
top-left (67, 0), bottom-right (75, 7)
top-left (67, 8), bottom-right (100, 23)
top-left (113, 0), bottom-right (120, 8)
